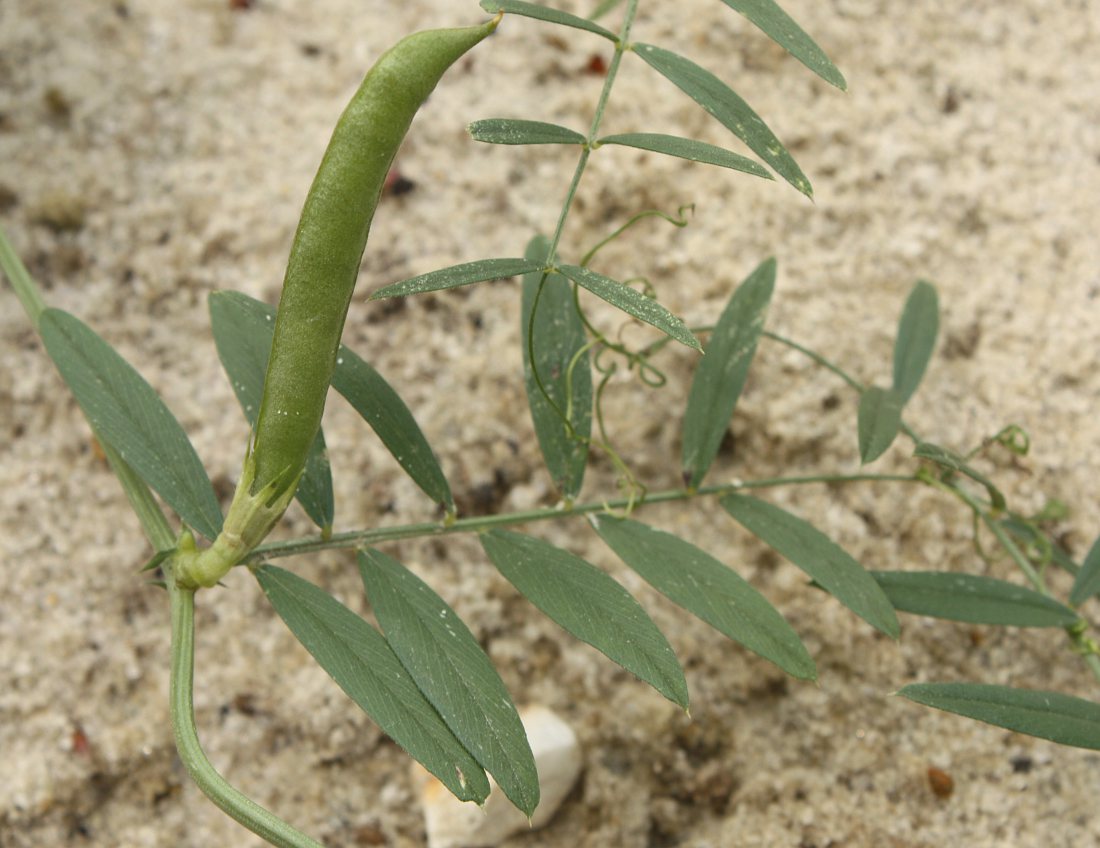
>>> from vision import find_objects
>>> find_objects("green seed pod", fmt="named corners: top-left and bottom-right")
top-left (255, 18), bottom-right (499, 495)
top-left (176, 17), bottom-right (499, 589)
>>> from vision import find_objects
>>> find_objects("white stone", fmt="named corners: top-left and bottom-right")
top-left (415, 705), bottom-right (583, 848)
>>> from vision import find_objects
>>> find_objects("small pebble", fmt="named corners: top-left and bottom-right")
top-left (927, 765), bottom-right (955, 799)
top-left (415, 705), bottom-right (582, 848)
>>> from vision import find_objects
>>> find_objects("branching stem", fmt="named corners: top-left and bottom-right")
top-left (249, 472), bottom-right (919, 562)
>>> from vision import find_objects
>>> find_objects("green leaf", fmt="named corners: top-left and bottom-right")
top-left (140, 548), bottom-right (175, 573)
top-left (481, 529), bottom-right (689, 707)
top-left (592, 515), bottom-right (815, 679)
top-left (255, 565), bottom-right (490, 803)
top-left (892, 280), bottom-right (939, 404)
top-left (1069, 535), bottom-right (1100, 607)
top-left (914, 442), bottom-right (1006, 512)
top-left (871, 571), bottom-right (1078, 627)
top-left (898, 683), bottom-right (1100, 750)
top-left (588, 0), bottom-right (624, 20)
top-left (716, 0), bottom-right (846, 89)
top-left (521, 236), bottom-right (591, 499)
top-left (597, 133), bottom-right (772, 179)
top-left (556, 264), bottom-right (701, 351)
top-left (721, 494), bottom-right (899, 637)
top-left (633, 43), bottom-right (811, 197)
top-left (208, 292), bottom-right (334, 532)
top-left (331, 344), bottom-right (454, 514)
top-left (371, 258), bottom-right (543, 300)
top-left (468, 118), bottom-right (587, 146)
top-left (39, 308), bottom-right (223, 540)
top-left (681, 258), bottom-right (774, 488)
top-left (358, 550), bottom-right (538, 815)
top-left (480, 0), bottom-right (618, 40)
top-left (857, 386), bottom-right (903, 464)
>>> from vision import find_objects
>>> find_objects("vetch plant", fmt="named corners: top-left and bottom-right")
top-left (3, 0), bottom-right (1100, 845)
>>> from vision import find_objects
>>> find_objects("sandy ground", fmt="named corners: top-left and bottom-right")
top-left (2, 0), bottom-right (1100, 845)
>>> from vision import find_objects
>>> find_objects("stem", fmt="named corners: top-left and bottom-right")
top-left (953, 488), bottom-right (1100, 687)
top-left (170, 582), bottom-right (325, 848)
top-left (250, 472), bottom-right (918, 562)
top-left (3, 222), bottom-right (320, 846)
top-left (524, 0), bottom-right (640, 435)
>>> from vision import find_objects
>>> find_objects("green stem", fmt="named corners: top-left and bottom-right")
top-left (524, 0), bottom-right (640, 436)
top-left (955, 488), bottom-right (1100, 687)
top-left (249, 471), bottom-right (917, 562)
top-left (170, 582), bottom-right (325, 848)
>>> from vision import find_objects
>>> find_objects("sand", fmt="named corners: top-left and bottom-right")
top-left (2, 0), bottom-right (1099, 845)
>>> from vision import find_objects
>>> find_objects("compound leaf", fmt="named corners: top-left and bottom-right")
top-left (872, 571), bottom-right (1078, 627)
top-left (716, 0), bottom-right (846, 89)
top-left (592, 515), bottom-right (815, 679)
top-left (40, 308), bottom-right (223, 540)
top-left (898, 683), bottom-right (1100, 750)
top-left (255, 565), bottom-right (490, 803)
top-left (468, 118), bottom-right (587, 146)
top-left (721, 494), bottom-right (899, 637)
top-left (481, 529), bottom-right (689, 708)
top-left (557, 264), bottom-right (701, 351)
top-left (522, 236), bottom-right (591, 499)
top-left (359, 549), bottom-right (538, 816)
top-left (857, 386), bottom-right (903, 464)
top-left (480, 0), bottom-right (618, 40)
top-left (633, 42), bottom-right (811, 197)
top-left (209, 292), bottom-right (334, 532)
top-left (597, 133), bottom-right (771, 179)
top-left (371, 259), bottom-right (543, 300)
top-left (682, 258), bottom-right (774, 488)
top-left (893, 281), bottom-right (939, 404)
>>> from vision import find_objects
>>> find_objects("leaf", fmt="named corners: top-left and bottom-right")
top-left (481, 529), bottom-right (689, 707)
top-left (371, 258), bottom-right (543, 300)
top-left (721, 494), bottom-right (899, 637)
top-left (898, 683), bottom-right (1100, 750)
top-left (592, 515), bottom-right (815, 679)
top-left (521, 236), bottom-right (591, 499)
top-left (39, 308), bottom-right (223, 540)
top-left (871, 571), bottom-right (1078, 627)
top-left (255, 565), bottom-right (490, 804)
top-left (208, 292), bottom-right (334, 532)
top-left (556, 264), bottom-right (701, 351)
top-left (480, 0), bottom-right (618, 40)
top-left (1069, 535), bottom-right (1100, 607)
top-left (588, 0), bottom-right (624, 20)
top-left (716, 0), bottom-right (846, 89)
top-left (331, 344), bottom-right (454, 514)
top-left (914, 442), bottom-right (1006, 512)
top-left (140, 548), bottom-right (175, 573)
top-left (633, 43), bottom-right (811, 197)
top-left (597, 133), bottom-right (772, 179)
top-left (892, 280), bottom-right (939, 404)
top-left (358, 550), bottom-right (538, 815)
top-left (857, 386), bottom-right (903, 464)
top-left (681, 258), bottom-right (774, 488)
top-left (468, 118), bottom-right (587, 146)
